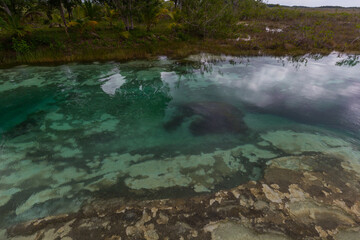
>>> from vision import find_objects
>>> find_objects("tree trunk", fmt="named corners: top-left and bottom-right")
top-left (46, 8), bottom-right (53, 21)
top-left (10, 0), bottom-right (16, 14)
top-left (68, 8), bottom-right (73, 21)
top-left (176, 0), bottom-right (182, 10)
top-left (130, 0), bottom-right (134, 30)
top-left (125, 16), bottom-right (129, 31)
top-left (1, 1), bottom-right (12, 16)
top-left (59, 1), bottom-right (69, 36)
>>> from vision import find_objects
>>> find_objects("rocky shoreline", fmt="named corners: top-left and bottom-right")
top-left (3, 151), bottom-right (360, 240)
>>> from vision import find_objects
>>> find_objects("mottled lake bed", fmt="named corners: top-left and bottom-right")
top-left (0, 53), bottom-right (360, 239)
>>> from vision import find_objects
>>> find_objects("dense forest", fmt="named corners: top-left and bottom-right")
top-left (1, 0), bottom-right (360, 65)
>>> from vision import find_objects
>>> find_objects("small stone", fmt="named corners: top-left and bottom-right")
top-left (175, 222), bottom-right (193, 234)
top-left (254, 200), bottom-right (269, 210)
top-left (151, 207), bottom-right (158, 217)
top-left (262, 184), bottom-right (283, 203)
top-left (191, 230), bottom-right (198, 237)
top-left (315, 226), bottom-right (328, 238)
top-left (144, 224), bottom-right (159, 240)
top-left (126, 226), bottom-right (140, 236)
top-left (156, 213), bottom-right (169, 225)
top-left (106, 236), bottom-right (121, 240)
top-left (288, 184), bottom-right (306, 202)
top-left (230, 189), bottom-right (241, 199)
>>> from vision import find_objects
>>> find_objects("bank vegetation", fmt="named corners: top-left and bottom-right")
top-left (1, 0), bottom-right (360, 66)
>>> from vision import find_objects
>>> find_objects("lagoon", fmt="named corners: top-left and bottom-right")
top-left (0, 53), bottom-right (360, 231)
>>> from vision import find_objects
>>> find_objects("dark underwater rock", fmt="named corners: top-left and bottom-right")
top-left (164, 102), bottom-right (248, 136)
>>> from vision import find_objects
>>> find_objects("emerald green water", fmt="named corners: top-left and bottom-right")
top-left (0, 53), bottom-right (359, 227)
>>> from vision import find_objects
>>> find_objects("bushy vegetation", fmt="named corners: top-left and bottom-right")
top-left (0, 0), bottom-right (360, 65)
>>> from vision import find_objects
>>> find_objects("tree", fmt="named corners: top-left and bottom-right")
top-left (171, 0), bottom-right (181, 9)
top-left (45, 0), bottom-right (75, 36)
top-left (95, 0), bottom-right (142, 30)
top-left (140, 0), bottom-right (161, 32)
top-left (63, 0), bottom-right (79, 20)
top-left (110, 0), bottom-right (134, 31)
top-left (102, 3), bottom-right (115, 27)
top-left (0, 0), bottom-right (41, 36)
top-left (0, 0), bottom-right (35, 15)
top-left (82, 0), bottom-right (102, 20)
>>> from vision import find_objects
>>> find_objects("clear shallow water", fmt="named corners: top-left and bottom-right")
top-left (0, 53), bottom-right (360, 227)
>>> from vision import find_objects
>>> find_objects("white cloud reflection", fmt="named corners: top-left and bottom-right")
top-left (100, 70), bottom-right (126, 96)
top-left (169, 53), bottom-right (360, 132)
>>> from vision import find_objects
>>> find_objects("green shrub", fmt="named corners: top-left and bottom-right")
top-left (236, 0), bottom-right (266, 20)
top-left (181, 0), bottom-right (237, 38)
top-left (158, 35), bottom-right (168, 41)
top-left (140, 0), bottom-right (162, 32)
top-left (177, 32), bottom-right (189, 41)
top-left (114, 21), bottom-right (126, 32)
top-left (12, 38), bottom-right (31, 54)
top-left (119, 31), bottom-right (130, 40)
top-left (299, 22), bottom-right (334, 48)
top-left (49, 40), bottom-right (65, 50)
top-left (30, 34), bottom-right (53, 47)
top-left (129, 28), bottom-right (149, 38)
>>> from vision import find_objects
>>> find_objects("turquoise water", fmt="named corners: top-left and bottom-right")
top-left (0, 53), bottom-right (360, 227)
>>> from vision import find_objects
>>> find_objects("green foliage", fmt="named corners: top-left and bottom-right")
top-left (119, 31), bottom-right (130, 40)
top-left (176, 31), bottom-right (189, 41)
top-left (49, 12), bottom-right (63, 27)
top-left (169, 22), bottom-right (183, 32)
top-left (181, 0), bottom-right (237, 38)
top-left (235, 0), bottom-right (266, 20)
top-left (102, 4), bottom-right (118, 27)
top-left (158, 35), bottom-right (168, 41)
top-left (12, 37), bottom-right (31, 54)
top-left (0, 0), bottom-right (46, 36)
top-left (113, 21), bottom-right (126, 31)
top-left (69, 18), bottom-right (98, 34)
top-left (82, 1), bottom-right (102, 20)
top-left (140, 0), bottom-right (162, 32)
top-left (298, 21), bottom-right (335, 48)
top-left (264, 6), bottom-right (301, 21)
top-left (130, 28), bottom-right (150, 38)
top-left (1, 0), bottom-right (360, 65)
top-left (49, 39), bottom-right (65, 50)
top-left (72, 6), bottom-right (85, 19)
top-left (1, 0), bottom-right (36, 15)
top-left (30, 33), bottom-right (53, 46)
top-left (0, 14), bottom-right (28, 37)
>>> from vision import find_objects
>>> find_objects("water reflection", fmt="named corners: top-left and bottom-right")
top-left (0, 53), bottom-right (359, 228)
top-left (178, 53), bottom-right (360, 135)
top-left (100, 71), bottom-right (126, 96)
top-left (336, 55), bottom-right (360, 67)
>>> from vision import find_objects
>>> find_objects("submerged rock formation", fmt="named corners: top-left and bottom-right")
top-left (3, 152), bottom-right (360, 240)
top-left (164, 102), bottom-right (248, 136)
